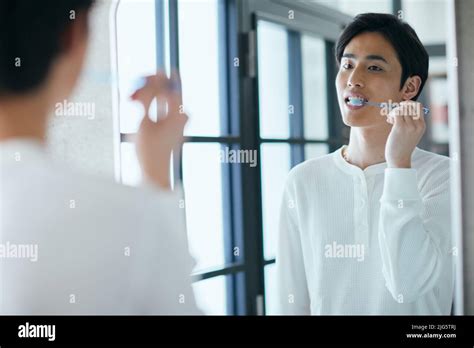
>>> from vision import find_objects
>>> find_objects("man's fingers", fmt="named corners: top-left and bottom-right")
top-left (138, 109), bottom-right (154, 135)
top-left (131, 78), bottom-right (166, 99)
top-left (400, 101), bottom-right (424, 129)
top-left (392, 111), bottom-right (403, 126)
top-left (388, 104), bottom-right (402, 125)
top-left (130, 73), bottom-right (169, 105)
top-left (131, 72), bottom-right (186, 125)
top-left (403, 114), bottom-right (416, 129)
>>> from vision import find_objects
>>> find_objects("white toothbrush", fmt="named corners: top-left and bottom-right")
top-left (347, 97), bottom-right (430, 115)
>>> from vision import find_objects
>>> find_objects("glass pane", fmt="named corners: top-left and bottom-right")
top-left (257, 21), bottom-right (290, 139)
top-left (309, 0), bottom-right (391, 17)
top-left (264, 263), bottom-right (277, 315)
top-left (117, 0), bottom-right (157, 133)
top-left (120, 142), bottom-right (142, 186)
top-left (305, 143), bottom-right (330, 160)
top-left (178, 0), bottom-right (222, 136)
top-left (182, 143), bottom-right (225, 271)
top-left (164, 0), bottom-right (171, 74)
top-left (402, 0), bottom-right (447, 44)
top-left (261, 143), bottom-right (291, 260)
top-left (192, 275), bottom-right (227, 314)
top-left (301, 35), bottom-right (328, 140)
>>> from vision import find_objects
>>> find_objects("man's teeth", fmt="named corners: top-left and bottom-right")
top-left (347, 97), bottom-right (365, 106)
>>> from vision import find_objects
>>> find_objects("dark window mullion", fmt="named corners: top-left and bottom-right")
top-left (264, 258), bottom-right (275, 266)
top-left (168, 0), bottom-right (182, 182)
top-left (120, 133), bottom-right (240, 143)
top-left (225, 0), bottom-right (247, 316)
top-left (214, 0), bottom-right (249, 316)
top-left (155, 0), bottom-right (166, 70)
top-left (185, 136), bottom-right (240, 143)
top-left (168, 0), bottom-right (180, 71)
top-left (192, 262), bottom-right (246, 282)
top-left (392, 0), bottom-right (402, 15)
top-left (260, 137), bottom-right (346, 145)
top-left (218, 0), bottom-right (241, 316)
top-left (237, 12), bottom-right (266, 315)
top-left (121, 134), bottom-right (347, 145)
top-left (288, 30), bottom-right (305, 167)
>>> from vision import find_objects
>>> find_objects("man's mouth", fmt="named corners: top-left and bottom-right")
top-left (344, 96), bottom-right (368, 110)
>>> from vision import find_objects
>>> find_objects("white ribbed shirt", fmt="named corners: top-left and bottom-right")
top-left (0, 138), bottom-right (201, 314)
top-left (275, 145), bottom-right (454, 315)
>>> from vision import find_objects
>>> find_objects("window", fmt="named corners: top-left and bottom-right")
top-left (182, 143), bottom-right (225, 271)
top-left (255, 16), bottom-right (341, 313)
top-left (192, 275), bottom-right (228, 315)
top-left (302, 35), bottom-right (328, 140)
top-left (178, 0), bottom-right (222, 136)
top-left (261, 143), bottom-right (291, 260)
top-left (402, 0), bottom-right (447, 45)
top-left (257, 21), bottom-right (290, 139)
top-left (116, 0), bottom-right (157, 135)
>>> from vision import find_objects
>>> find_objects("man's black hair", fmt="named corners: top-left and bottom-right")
top-left (335, 13), bottom-right (429, 100)
top-left (0, 0), bottom-right (95, 96)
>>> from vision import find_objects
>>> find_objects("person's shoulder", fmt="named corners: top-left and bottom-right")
top-left (53, 162), bottom-right (144, 198)
top-left (45, 160), bottom-right (175, 216)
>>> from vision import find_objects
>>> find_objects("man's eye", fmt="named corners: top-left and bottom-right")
top-left (368, 66), bottom-right (382, 71)
top-left (342, 63), bottom-right (352, 69)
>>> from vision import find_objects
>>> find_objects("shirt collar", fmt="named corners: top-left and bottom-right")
top-left (0, 137), bottom-right (49, 166)
top-left (333, 145), bottom-right (420, 177)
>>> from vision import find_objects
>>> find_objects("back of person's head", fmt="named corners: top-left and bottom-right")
top-left (335, 13), bottom-right (429, 101)
top-left (0, 0), bottom-right (95, 97)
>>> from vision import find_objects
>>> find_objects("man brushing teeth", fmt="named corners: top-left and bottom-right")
top-left (337, 26), bottom-right (426, 170)
top-left (276, 13), bottom-right (453, 315)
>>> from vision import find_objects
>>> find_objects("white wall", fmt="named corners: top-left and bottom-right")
top-left (47, 0), bottom-right (119, 180)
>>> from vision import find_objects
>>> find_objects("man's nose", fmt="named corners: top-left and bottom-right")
top-left (347, 69), bottom-right (365, 88)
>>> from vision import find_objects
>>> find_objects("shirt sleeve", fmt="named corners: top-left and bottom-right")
top-left (378, 164), bottom-right (453, 304)
top-left (275, 173), bottom-right (311, 315)
top-left (134, 182), bottom-right (203, 315)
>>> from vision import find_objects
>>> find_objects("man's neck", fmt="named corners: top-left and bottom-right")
top-left (0, 94), bottom-right (49, 144)
top-left (345, 125), bottom-right (391, 170)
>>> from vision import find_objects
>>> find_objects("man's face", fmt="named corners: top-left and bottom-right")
top-left (335, 31), bottom-right (405, 128)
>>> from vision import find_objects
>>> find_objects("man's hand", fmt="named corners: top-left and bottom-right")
top-left (131, 72), bottom-right (188, 190)
top-left (385, 100), bottom-right (426, 168)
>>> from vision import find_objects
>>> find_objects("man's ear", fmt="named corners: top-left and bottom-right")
top-left (401, 75), bottom-right (422, 100)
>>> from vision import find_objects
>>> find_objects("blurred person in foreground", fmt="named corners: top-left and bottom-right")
top-left (0, 0), bottom-right (201, 314)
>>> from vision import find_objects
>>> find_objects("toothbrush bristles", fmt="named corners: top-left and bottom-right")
top-left (347, 97), bottom-right (365, 106)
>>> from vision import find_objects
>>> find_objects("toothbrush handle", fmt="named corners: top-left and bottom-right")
top-left (375, 102), bottom-right (430, 116)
